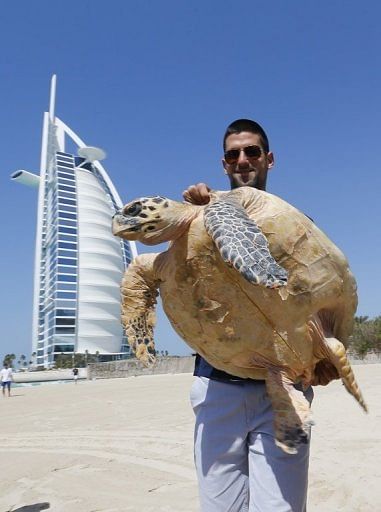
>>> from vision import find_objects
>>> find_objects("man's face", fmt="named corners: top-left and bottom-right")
top-left (222, 132), bottom-right (274, 191)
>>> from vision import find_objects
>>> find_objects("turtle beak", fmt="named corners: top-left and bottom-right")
top-left (112, 211), bottom-right (144, 239)
top-left (112, 210), bottom-right (124, 236)
top-left (112, 211), bottom-right (132, 235)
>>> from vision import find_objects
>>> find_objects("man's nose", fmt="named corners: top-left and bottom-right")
top-left (237, 149), bottom-right (249, 165)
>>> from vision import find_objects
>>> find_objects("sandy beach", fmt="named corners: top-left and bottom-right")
top-left (0, 364), bottom-right (380, 512)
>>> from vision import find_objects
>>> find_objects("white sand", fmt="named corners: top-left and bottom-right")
top-left (0, 364), bottom-right (379, 511)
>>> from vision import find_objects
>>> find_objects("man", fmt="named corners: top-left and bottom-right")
top-left (183, 119), bottom-right (313, 512)
top-left (1, 363), bottom-right (13, 397)
top-left (72, 367), bottom-right (79, 384)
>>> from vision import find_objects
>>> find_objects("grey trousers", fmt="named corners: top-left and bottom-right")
top-left (190, 377), bottom-right (313, 512)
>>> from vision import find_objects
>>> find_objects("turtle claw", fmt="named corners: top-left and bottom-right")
top-left (135, 343), bottom-right (156, 367)
top-left (275, 424), bottom-right (311, 454)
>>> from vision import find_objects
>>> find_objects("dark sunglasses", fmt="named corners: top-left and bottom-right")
top-left (224, 145), bottom-right (263, 165)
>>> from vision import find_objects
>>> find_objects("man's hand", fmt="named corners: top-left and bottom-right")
top-left (183, 183), bottom-right (212, 205)
top-left (311, 359), bottom-right (339, 386)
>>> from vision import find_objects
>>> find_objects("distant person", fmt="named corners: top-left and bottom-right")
top-left (1, 363), bottom-right (13, 397)
top-left (72, 367), bottom-right (79, 384)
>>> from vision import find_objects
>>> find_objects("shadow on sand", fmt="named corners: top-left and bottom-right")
top-left (10, 503), bottom-right (50, 511)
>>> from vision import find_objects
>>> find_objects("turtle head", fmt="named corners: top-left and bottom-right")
top-left (113, 195), bottom-right (197, 245)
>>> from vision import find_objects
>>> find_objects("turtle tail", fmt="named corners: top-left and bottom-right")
top-left (325, 337), bottom-right (368, 413)
top-left (309, 318), bottom-right (368, 412)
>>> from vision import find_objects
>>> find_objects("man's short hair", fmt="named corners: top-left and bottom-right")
top-left (223, 119), bottom-right (270, 153)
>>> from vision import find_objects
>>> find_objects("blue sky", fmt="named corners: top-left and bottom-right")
top-left (1, 1), bottom-right (380, 360)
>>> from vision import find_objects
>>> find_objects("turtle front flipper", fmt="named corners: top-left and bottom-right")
top-left (121, 253), bottom-right (160, 366)
top-left (204, 195), bottom-right (287, 288)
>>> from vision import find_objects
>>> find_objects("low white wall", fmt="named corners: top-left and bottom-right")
top-left (87, 356), bottom-right (195, 380)
top-left (87, 352), bottom-right (381, 381)
top-left (13, 368), bottom-right (87, 383)
top-left (11, 352), bottom-right (381, 384)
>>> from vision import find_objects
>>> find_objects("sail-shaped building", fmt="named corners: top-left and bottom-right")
top-left (11, 76), bottom-right (137, 368)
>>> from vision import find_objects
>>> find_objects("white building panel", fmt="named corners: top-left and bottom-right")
top-left (76, 168), bottom-right (125, 354)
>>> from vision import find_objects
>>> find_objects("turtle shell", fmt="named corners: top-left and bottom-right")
top-left (155, 188), bottom-right (357, 381)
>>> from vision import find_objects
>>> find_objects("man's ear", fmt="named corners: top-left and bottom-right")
top-left (222, 158), bottom-right (229, 175)
top-left (267, 152), bottom-right (275, 169)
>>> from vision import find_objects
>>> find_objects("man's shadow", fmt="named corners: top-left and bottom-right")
top-left (9, 503), bottom-right (50, 511)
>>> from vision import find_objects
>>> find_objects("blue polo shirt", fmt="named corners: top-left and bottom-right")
top-left (193, 354), bottom-right (262, 382)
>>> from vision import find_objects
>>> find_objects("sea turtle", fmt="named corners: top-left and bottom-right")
top-left (112, 186), bottom-right (367, 453)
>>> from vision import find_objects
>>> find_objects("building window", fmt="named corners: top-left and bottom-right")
top-left (58, 197), bottom-right (76, 206)
top-left (58, 226), bottom-right (77, 234)
top-left (57, 265), bottom-right (77, 274)
top-left (57, 163), bottom-right (74, 170)
top-left (58, 184), bottom-right (76, 193)
top-left (58, 211), bottom-right (77, 220)
top-left (58, 191), bottom-right (76, 199)
top-left (58, 176), bottom-right (75, 184)
top-left (55, 327), bottom-right (75, 334)
top-left (57, 274), bottom-right (77, 282)
top-left (56, 318), bottom-right (76, 325)
top-left (58, 258), bottom-right (77, 266)
top-left (58, 234), bottom-right (78, 242)
top-left (54, 345), bottom-right (74, 352)
top-left (58, 204), bottom-right (77, 213)
top-left (58, 242), bottom-right (77, 250)
top-left (55, 299), bottom-right (77, 308)
top-left (58, 250), bottom-right (77, 259)
top-left (55, 308), bottom-right (76, 317)
top-left (56, 291), bottom-right (77, 299)
top-left (58, 219), bottom-right (77, 228)
top-left (57, 283), bottom-right (77, 291)
top-left (57, 168), bottom-right (75, 175)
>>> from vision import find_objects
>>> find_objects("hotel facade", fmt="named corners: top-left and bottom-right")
top-left (12, 76), bottom-right (137, 368)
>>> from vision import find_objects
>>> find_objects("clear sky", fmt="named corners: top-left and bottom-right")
top-left (1, 1), bottom-right (380, 360)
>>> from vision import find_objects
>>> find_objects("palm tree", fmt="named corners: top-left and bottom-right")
top-left (3, 354), bottom-right (16, 367)
top-left (355, 316), bottom-right (369, 324)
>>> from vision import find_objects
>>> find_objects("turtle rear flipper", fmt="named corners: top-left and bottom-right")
top-left (204, 196), bottom-right (287, 288)
top-left (121, 253), bottom-right (160, 366)
top-left (266, 368), bottom-right (314, 454)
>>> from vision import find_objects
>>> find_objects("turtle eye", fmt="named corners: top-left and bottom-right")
top-left (124, 202), bottom-right (142, 216)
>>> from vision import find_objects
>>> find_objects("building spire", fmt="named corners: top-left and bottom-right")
top-left (49, 74), bottom-right (57, 123)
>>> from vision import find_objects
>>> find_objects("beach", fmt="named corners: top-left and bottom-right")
top-left (0, 364), bottom-right (380, 512)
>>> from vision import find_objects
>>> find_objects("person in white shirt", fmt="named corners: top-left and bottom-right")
top-left (1, 363), bottom-right (13, 397)
top-left (72, 367), bottom-right (79, 384)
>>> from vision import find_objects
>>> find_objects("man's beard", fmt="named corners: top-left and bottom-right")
top-left (228, 169), bottom-right (264, 190)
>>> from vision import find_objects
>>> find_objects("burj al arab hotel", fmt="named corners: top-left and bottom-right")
top-left (11, 76), bottom-right (137, 368)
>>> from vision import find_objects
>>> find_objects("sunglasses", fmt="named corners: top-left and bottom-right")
top-left (224, 145), bottom-right (263, 165)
